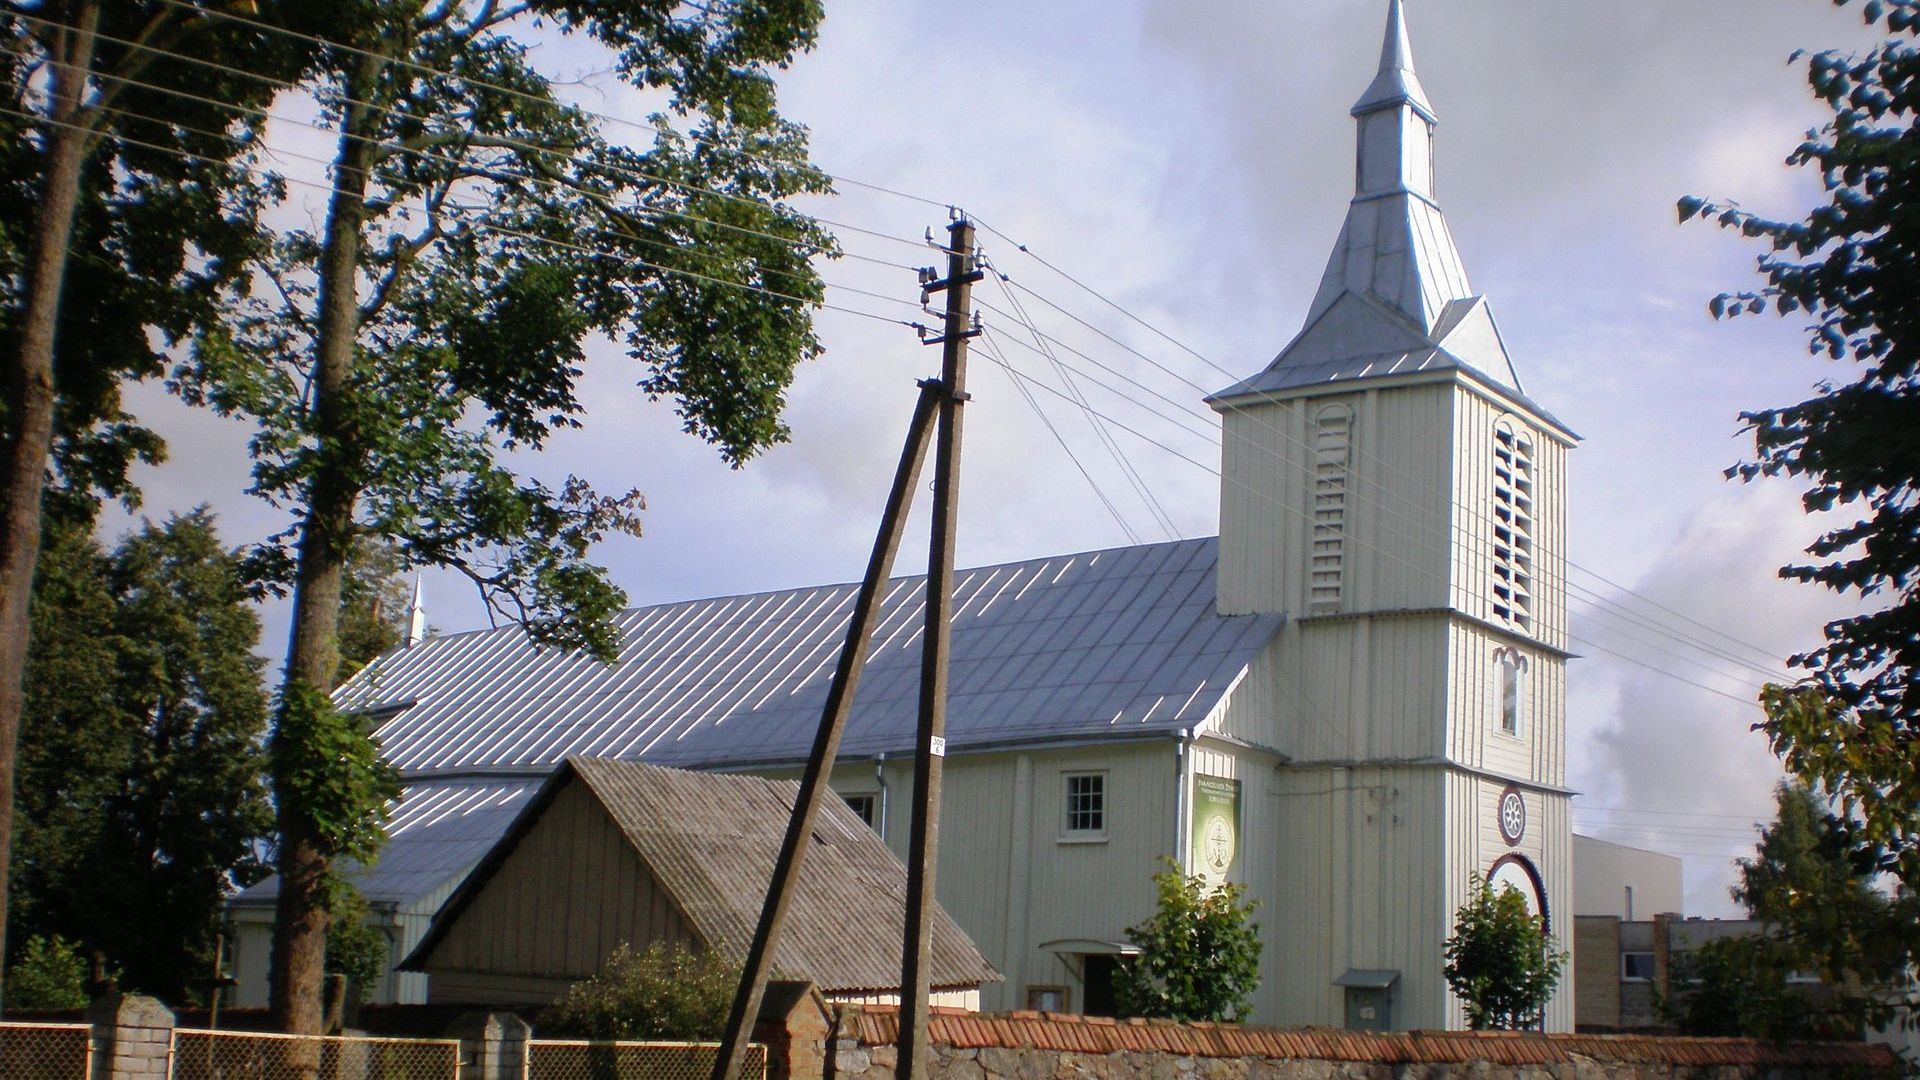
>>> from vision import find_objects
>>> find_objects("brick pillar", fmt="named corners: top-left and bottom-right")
top-left (753, 981), bottom-right (831, 1080)
top-left (86, 994), bottom-right (175, 1080)
top-left (449, 1011), bottom-right (530, 1080)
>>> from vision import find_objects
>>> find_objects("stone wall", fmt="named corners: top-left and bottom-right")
top-left (823, 1005), bottom-right (1901, 1080)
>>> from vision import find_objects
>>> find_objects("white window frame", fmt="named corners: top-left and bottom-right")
top-left (1494, 647), bottom-right (1528, 737)
top-left (1621, 952), bottom-right (1656, 982)
top-left (1062, 771), bottom-right (1108, 841)
top-left (842, 791), bottom-right (878, 829)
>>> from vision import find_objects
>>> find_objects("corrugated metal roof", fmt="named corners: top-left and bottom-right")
top-left (405, 758), bottom-right (999, 995)
top-left (235, 777), bottom-right (541, 909)
top-left (846, 1005), bottom-right (1901, 1069)
top-left (343, 537), bottom-right (1281, 775)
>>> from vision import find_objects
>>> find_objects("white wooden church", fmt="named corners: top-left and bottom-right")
top-left (231, 0), bottom-right (1576, 1032)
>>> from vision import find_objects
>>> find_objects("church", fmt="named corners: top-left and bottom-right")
top-left (229, 0), bottom-right (1576, 1032)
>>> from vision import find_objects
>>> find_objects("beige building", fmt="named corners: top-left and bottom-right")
top-left (1572, 835), bottom-right (1683, 922)
top-left (232, 0), bottom-right (1577, 1032)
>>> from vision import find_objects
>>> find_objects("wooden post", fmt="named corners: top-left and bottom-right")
top-left (897, 218), bottom-right (979, 1080)
top-left (711, 381), bottom-right (944, 1080)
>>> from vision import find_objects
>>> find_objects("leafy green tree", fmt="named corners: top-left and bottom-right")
top-left (1112, 859), bottom-right (1263, 1022)
top-left (336, 538), bottom-right (416, 677)
top-left (6, 935), bottom-right (91, 1011)
top-left (323, 887), bottom-right (390, 1006)
top-left (13, 511), bottom-right (272, 1002)
top-left (543, 943), bottom-right (738, 1040)
top-left (0, 2), bottom-right (313, 990)
top-left (172, 0), bottom-right (831, 1033)
top-left (1442, 874), bottom-right (1567, 1030)
top-left (1680, 0), bottom-right (1920, 1031)
top-left (1667, 785), bottom-right (1908, 1038)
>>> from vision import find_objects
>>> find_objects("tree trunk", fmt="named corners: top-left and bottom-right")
top-left (0, 0), bottom-right (99, 1000)
top-left (266, 54), bottom-right (384, 1036)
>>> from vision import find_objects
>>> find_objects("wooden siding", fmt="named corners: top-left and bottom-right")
top-left (421, 779), bottom-right (701, 996)
top-left (1218, 383), bottom-right (1455, 618)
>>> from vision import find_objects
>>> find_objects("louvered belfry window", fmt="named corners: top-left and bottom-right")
top-left (1310, 405), bottom-right (1354, 614)
top-left (1492, 421), bottom-right (1535, 630)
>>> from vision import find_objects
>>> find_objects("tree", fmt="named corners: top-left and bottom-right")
top-left (543, 943), bottom-right (738, 1040)
top-left (336, 538), bottom-right (416, 677)
top-left (0, 1), bottom-right (318, 992)
top-left (6, 935), bottom-right (91, 1011)
top-left (1663, 784), bottom-right (1892, 1040)
top-left (1442, 874), bottom-right (1567, 1030)
top-left (1680, 0), bottom-right (1920, 1027)
top-left (13, 511), bottom-right (272, 1002)
top-left (170, 0), bottom-right (832, 1034)
top-left (1112, 859), bottom-right (1263, 1022)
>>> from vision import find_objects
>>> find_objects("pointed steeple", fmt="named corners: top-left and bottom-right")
top-left (1211, 0), bottom-right (1531, 405)
top-left (1352, 0), bottom-right (1434, 122)
top-left (406, 573), bottom-right (428, 647)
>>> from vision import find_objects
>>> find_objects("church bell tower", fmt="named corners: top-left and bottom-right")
top-left (1209, 0), bottom-right (1577, 1031)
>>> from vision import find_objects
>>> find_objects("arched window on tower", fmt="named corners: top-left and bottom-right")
top-left (1494, 647), bottom-right (1528, 736)
top-left (1310, 404), bottom-right (1354, 614)
top-left (1491, 419), bottom-right (1536, 630)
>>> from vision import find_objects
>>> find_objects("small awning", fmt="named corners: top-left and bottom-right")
top-left (1334, 969), bottom-right (1400, 990)
top-left (1038, 939), bottom-right (1141, 957)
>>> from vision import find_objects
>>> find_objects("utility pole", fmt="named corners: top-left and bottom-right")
top-left (709, 382), bottom-right (943, 1080)
top-left (898, 217), bottom-right (980, 1080)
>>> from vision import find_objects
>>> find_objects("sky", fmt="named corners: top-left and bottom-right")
top-left (107, 0), bottom-right (1892, 918)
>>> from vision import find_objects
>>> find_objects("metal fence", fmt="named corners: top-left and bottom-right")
top-left (170, 1027), bottom-right (461, 1080)
top-left (0, 1021), bottom-right (93, 1080)
top-left (527, 1040), bottom-right (764, 1080)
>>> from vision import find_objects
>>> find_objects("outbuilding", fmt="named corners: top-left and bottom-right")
top-left (397, 757), bottom-right (998, 1007)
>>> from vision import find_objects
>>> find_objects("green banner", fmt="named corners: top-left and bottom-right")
top-left (1191, 774), bottom-right (1240, 886)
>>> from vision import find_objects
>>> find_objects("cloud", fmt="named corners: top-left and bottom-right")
top-left (1568, 480), bottom-right (1853, 915)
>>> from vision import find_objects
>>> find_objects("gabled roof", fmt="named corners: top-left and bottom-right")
top-left (344, 537), bottom-right (1282, 775)
top-left (402, 758), bottom-right (1000, 995)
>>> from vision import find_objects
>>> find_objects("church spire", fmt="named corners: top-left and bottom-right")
top-left (1210, 0), bottom-right (1530, 404)
top-left (1352, 0), bottom-right (1434, 123)
top-left (406, 573), bottom-right (428, 647)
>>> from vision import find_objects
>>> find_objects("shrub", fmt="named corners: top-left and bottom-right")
top-left (1442, 873), bottom-right (1567, 1029)
top-left (1113, 858), bottom-right (1263, 1022)
top-left (9, 934), bottom-right (92, 1010)
top-left (543, 943), bottom-right (739, 1040)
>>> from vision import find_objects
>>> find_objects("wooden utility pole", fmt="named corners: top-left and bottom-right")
top-left (898, 218), bottom-right (980, 1080)
top-left (710, 381), bottom-right (944, 1080)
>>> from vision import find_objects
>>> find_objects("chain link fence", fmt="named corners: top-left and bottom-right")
top-left (0, 1020), bottom-right (93, 1080)
top-left (527, 1040), bottom-right (765, 1080)
top-left (171, 1027), bottom-right (460, 1080)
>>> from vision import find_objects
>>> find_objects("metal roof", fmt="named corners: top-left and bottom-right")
top-left (344, 536), bottom-right (1281, 776)
top-left (241, 537), bottom-right (1277, 917)
top-left (234, 777), bottom-right (542, 909)
top-left (404, 758), bottom-right (1000, 995)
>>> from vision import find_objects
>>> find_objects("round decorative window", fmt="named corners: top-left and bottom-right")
top-left (1497, 785), bottom-right (1526, 845)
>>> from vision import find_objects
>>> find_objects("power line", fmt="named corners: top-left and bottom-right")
top-left (974, 332), bottom-right (1142, 546)
top-left (978, 329), bottom-right (1772, 709)
top-left (137, 0), bottom-right (960, 216)
top-left (0, 102), bottom-right (922, 331)
top-left (973, 224), bottom-right (1792, 673)
top-left (3, 12), bottom-right (948, 269)
top-left (987, 272), bottom-right (1181, 542)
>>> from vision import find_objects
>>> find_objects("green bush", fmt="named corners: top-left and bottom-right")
top-left (1443, 873), bottom-right (1567, 1030)
top-left (9, 935), bottom-right (92, 1010)
top-left (543, 943), bottom-right (739, 1040)
top-left (1113, 858), bottom-right (1263, 1022)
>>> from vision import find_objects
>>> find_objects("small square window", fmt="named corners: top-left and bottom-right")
top-left (1064, 773), bottom-right (1105, 837)
top-left (1622, 952), bottom-right (1656, 981)
top-left (842, 793), bottom-right (877, 828)
top-left (1027, 986), bottom-right (1068, 1012)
